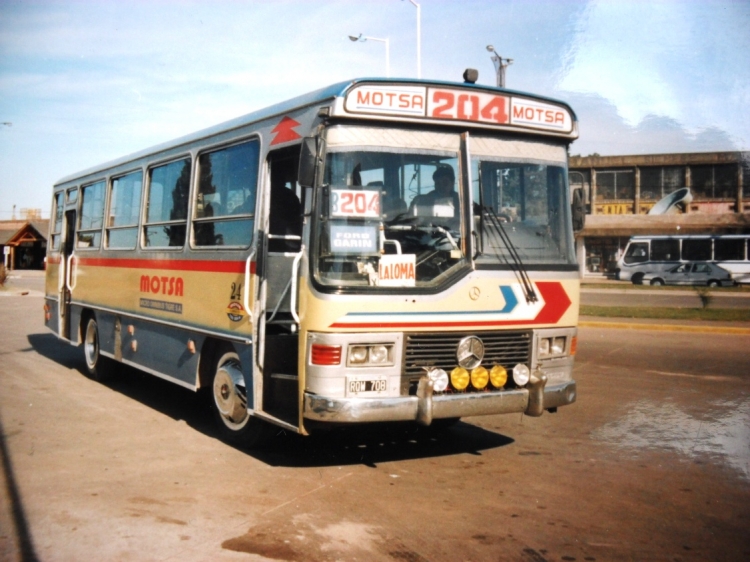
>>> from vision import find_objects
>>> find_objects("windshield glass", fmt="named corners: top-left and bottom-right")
top-left (313, 126), bottom-right (467, 289)
top-left (471, 137), bottom-right (576, 268)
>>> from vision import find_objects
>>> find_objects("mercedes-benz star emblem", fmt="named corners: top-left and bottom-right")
top-left (456, 336), bottom-right (485, 370)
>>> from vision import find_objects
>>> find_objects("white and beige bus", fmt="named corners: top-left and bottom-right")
top-left (44, 75), bottom-right (582, 446)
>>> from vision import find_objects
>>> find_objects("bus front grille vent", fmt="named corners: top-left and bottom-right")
top-left (403, 331), bottom-right (532, 381)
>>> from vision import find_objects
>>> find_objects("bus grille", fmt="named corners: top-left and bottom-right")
top-left (403, 331), bottom-right (532, 378)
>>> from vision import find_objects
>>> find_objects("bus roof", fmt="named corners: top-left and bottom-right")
top-left (55, 77), bottom-right (578, 187)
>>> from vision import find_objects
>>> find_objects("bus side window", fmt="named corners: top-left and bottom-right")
top-left (651, 239), bottom-right (679, 262)
top-left (268, 146), bottom-right (302, 253)
top-left (193, 139), bottom-right (259, 248)
top-left (623, 242), bottom-right (648, 264)
top-left (78, 180), bottom-right (105, 249)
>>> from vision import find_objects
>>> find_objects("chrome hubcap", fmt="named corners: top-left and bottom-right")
top-left (213, 360), bottom-right (248, 428)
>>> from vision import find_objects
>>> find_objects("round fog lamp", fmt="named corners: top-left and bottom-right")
top-left (512, 363), bottom-right (531, 386)
top-left (450, 367), bottom-right (470, 391)
top-left (428, 368), bottom-right (449, 392)
top-left (470, 366), bottom-right (489, 389)
top-left (489, 365), bottom-right (508, 388)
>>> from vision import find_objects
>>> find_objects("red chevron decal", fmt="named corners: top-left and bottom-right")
top-left (270, 116), bottom-right (302, 145)
top-left (531, 281), bottom-right (572, 324)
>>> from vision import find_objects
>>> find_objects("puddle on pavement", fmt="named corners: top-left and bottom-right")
top-left (592, 398), bottom-right (750, 481)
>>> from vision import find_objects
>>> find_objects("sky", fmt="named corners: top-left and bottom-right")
top-left (1, 0), bottom-right (748, 220)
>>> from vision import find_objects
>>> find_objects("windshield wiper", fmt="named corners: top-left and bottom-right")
top-left (479, 206), bottom-right (538, 304)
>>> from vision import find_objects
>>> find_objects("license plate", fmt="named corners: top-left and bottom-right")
top-left (346, 377), bottom-right (388, 396)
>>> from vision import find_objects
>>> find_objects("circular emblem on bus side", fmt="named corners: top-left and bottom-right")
top-left (456, 336), bottom-right (484, 369)
top-left (226, 301), bottom-right (245, 322)
top-left (469, 286), bottom-right (481, 300)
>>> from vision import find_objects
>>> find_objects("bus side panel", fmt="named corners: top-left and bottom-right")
top-left (44, 297), bottom-right (60, 335)
top-left (116, 316), bottom-right (202, 388)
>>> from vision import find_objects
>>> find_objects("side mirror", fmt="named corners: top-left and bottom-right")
top-left (571, 187), bottom-right (585, 233)
top-left (298, 136), bottom-right (317, 188)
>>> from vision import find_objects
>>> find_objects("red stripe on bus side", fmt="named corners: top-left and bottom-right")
top-left (75, 256), bottom-right (252, 274)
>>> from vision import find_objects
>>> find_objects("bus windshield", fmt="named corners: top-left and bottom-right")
top-left (472, 145), bottom-right (576, 268)
top-left (312, 127), bottom-right (576, 290)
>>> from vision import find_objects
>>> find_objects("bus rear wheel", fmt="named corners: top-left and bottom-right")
top-left (210, 348), bottom-right (266, 447)
top-left (83, 315), bottom-right (113, 382)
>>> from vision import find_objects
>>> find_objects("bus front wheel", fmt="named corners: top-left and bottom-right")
top-left (210, 348), bottom-right (266, 447)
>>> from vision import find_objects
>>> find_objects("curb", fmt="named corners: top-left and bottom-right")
top-left (579, 320), bottom-right (750, 335)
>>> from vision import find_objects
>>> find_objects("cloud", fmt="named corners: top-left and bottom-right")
top-left (558, 0), bottom-right (750, 151)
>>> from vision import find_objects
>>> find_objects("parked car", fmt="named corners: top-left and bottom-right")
top-left (642, 262), bottom-right (735, 287)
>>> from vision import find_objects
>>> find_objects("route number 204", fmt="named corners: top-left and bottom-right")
top-left (429, 90), bottom-right (509, 124)
top-left (330, 189), bottom-right (381, 218)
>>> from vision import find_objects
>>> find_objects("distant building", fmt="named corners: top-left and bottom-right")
top-left (0, 219), bottom-right (49, 270)
top-left (569, 150), bottom-right (750, 277)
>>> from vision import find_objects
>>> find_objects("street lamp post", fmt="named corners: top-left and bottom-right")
top-left (486, 45), bottom-right (513, 88)
top-left (349, 34), bottom-right (390, 77)
top-left (403, 0), bottom-right (421, 78)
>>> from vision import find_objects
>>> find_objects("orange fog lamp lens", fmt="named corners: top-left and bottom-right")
top-left (450, 367), bottom-right (470, 391)
top-left (489, 365), bottom-right (508, 388)
top-left (570, 336), bottom-right (577, 356)
top-left (470, 366), bottom-right (489, 390)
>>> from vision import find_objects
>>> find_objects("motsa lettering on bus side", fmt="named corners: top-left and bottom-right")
top-left (140, 275), bottom-right (184, 296)
top-left (355, 89), bottom-right (425, 112)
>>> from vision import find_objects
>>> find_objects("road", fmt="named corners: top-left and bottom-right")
top-left (1, 276), bottom-right (749, 561)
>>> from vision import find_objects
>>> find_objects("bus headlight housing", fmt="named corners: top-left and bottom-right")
top-left (347, 343), bottom-right (394, 366)
top-left (538, 336), bottom-right (566, 358)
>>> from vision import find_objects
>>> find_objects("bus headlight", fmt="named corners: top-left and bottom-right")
top-left (369, 345), bottom-right (390, 365)
top-left (513, 364), bottom-right (530, 386)
top-left (349, 346), bottom-right (369, 365)
top-left (538, 336), bottom-right (566, 358)
top-left (347, 344), bottom-right (394, 366)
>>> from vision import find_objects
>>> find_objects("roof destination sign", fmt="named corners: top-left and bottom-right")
top-left (343, 84), bottom-right (575, 135)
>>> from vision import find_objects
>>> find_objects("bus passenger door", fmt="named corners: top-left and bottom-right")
top-left (59, 208), bottom-right (77, 341)
top-left (257, 145), bottom-right (303, 427)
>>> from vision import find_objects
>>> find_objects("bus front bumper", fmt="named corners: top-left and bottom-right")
top-left (303, 378), bottom-right (577, 426)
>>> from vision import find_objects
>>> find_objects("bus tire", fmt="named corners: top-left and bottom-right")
top-left (83, 314), bottom-right (114, 382)
top-left (708, 280), bottom-right (720, 287)
top-left (210, 347), bottom-right (266, 447)
top-left (631, 273), bottom-right (644, 285)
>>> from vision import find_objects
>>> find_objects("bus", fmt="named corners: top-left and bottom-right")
top-left (616, 234), bottom-right (750, 285)
top-left (44, 75), bottom-right (582, 446)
